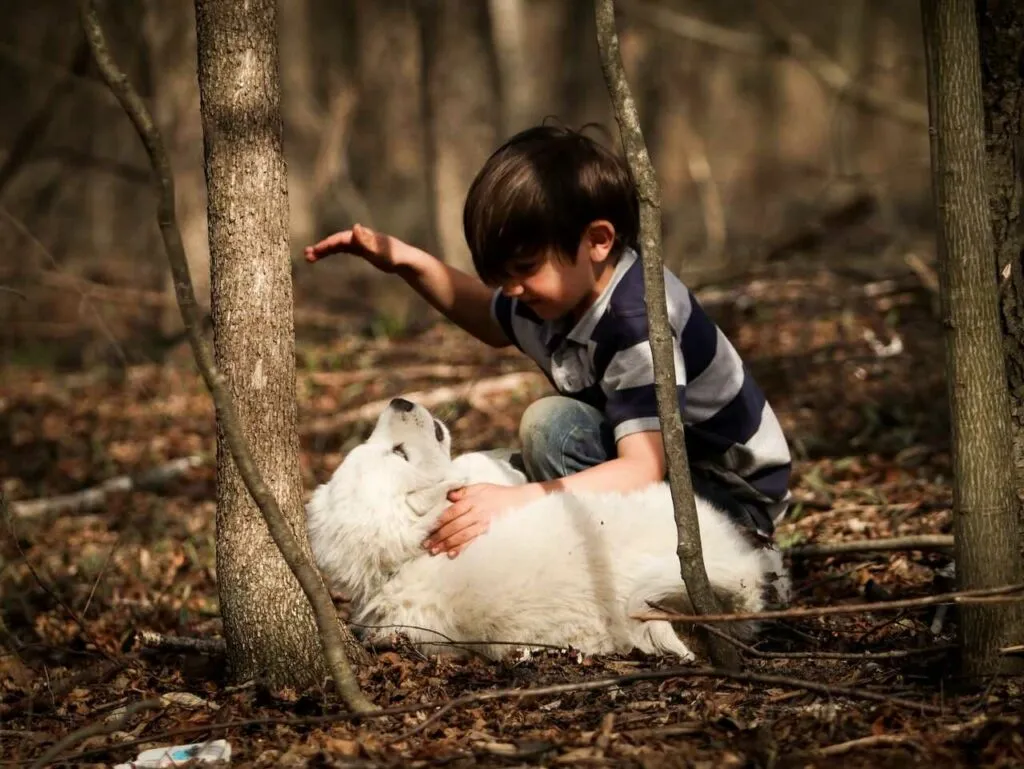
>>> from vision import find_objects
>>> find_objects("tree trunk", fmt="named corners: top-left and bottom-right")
top-left (194, 0), bottom-right (361, 688)
top-left (593, 0), bottom-right (740, 670)
top-left (415, 0), bottom-right (500, 272)
top-left (980, 1), bottom-right (1024, 517)
top-left (920, 0), bottom-right (1024, 682)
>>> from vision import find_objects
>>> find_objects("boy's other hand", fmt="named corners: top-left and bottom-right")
top-left (423, 483), bottom-right (544, 558)
top-left (304, 223), bottom-right (407, 273)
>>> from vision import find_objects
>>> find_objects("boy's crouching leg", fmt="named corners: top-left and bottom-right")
top-left (518, 395), bottom-right (616, 481)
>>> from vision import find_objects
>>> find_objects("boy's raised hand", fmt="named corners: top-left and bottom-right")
top-left (304, 223), bottom-right (405, 274)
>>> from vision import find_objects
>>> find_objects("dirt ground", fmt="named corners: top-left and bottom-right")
top-left (2, 258), bottom-right (1023, 768)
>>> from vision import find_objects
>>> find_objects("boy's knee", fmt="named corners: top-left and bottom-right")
top-left (518, 396), bottom-right (611, 481)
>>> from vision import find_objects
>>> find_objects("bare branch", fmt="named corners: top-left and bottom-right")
top-left (816, 734), bottom-right (921, 758)
top-left (787, 534), bottom-right (955, 558)
top-left (634, 583), bottom-right (1024, 624)
top-left (8, 456), bottom-right (203, 520)
top-left (135, 630), bottom-right (227, 656)
top-left (593, 0), bottom-right (739, 669)
top-left (77, 0), bottom-right (373, 713)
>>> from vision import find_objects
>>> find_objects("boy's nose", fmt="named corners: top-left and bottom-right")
top-left (502, 281), bottom-right (525, 298)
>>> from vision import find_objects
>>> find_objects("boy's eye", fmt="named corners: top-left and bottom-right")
top-left (508, 260), bottom-right (539, 278)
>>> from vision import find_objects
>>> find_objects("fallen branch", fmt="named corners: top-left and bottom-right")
top-left (816, 734), bottom-right (920, 757)
top-left (634, 583), bottom-right (1024, 624)
top-left (787, 534), bottom-right (955, 558)
top-left (701, 623), bottom-right (957, 661)
top-left (79, 0), bottom-right (373, 714)
top-left (7, 456), bottom-right (203, 520)
top-left (135, 630), bottom-right (226, 656)
top-left (305, 371), bottom-right (548, 437)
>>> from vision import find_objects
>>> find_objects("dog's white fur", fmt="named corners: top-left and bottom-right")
top-left (306, 398), bottom-right (791, 661)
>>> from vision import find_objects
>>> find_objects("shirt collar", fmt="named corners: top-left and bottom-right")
top-left (564, 247), bottom-right (638, 345)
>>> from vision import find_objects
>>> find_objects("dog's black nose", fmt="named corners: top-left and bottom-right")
top-left (390, 397), bottom-right (415, 413)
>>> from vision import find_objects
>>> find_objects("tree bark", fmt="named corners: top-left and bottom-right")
top-left (193, 0), bottom-right (367, 690)
top-left (593, 0), bottom-right (740, 670)
top-left (979, 1), bottom-right (1024, 517)
top-left (921, 0), bottom-right (1024, 682)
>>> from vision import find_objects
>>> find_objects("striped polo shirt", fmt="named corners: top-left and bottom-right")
top-left (490, 247), bottom-right (792, 525)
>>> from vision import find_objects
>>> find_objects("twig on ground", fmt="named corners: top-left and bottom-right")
top-left (79, 0), bottom-right (373, 713)
top-left (304, 371), bottom-right (548, 437)
top-left (50, 663), bottom-right (945, 766)
top-left (8, 457), bottom-right (203, 520)
top-left (787, 534), bottom-right (955, 558)
top-left (1001, 644), bottom-right (1024, 655)
top-left (816, 734), bottom-right (920, 757)
top-left (701, 623), bottom-right (956, 661)
top-left (28, 698), bottom-right (163, 769)
top-left (633, 584), bottom-right (1024, 624)
top-left (134, 630), bottom-right (226, 656)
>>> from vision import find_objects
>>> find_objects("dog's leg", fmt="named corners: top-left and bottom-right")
top-left (637, 620), bottom-right (696, 662)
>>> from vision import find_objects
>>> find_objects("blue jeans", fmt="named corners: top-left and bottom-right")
top-left (517, 395), bottom-right (775, 538)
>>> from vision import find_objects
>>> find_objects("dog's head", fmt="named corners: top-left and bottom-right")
top-left (306, 398), bottom-right (467, 597)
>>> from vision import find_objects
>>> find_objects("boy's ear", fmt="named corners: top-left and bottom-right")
top-left (584, 220), bottom-right (616, 263)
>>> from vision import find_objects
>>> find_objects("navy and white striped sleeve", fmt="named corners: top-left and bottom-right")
top-left (490, 290), bottom-right (520, 351)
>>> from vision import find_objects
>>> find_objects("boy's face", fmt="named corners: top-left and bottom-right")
top-left (498, 223), bottom-right (616, 323)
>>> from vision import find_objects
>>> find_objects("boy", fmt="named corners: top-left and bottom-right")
top-left (305, 124), bottom-right (792, 559)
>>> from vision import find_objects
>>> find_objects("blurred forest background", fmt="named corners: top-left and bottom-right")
top-left (0, 0), bottom-right (934, 369)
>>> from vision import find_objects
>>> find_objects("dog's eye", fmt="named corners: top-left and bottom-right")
top-left (392, 443), bottom-right (408, 461)
top-left (433, 420), bottom-right (444, 443)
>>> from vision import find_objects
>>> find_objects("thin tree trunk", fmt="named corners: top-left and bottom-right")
top-left (593, 0), bottom-right (740, 670)
top-left (920, 0), bottom-right (1023, 682)
top-left (193, 0), bottom-right (368, 690)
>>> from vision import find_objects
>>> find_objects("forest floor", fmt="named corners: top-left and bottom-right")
top-left (2, 259), bottom-right (1023, 768)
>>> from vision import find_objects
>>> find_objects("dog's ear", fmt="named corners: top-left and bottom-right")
top-left (406, 479), bottom-right (463, 517)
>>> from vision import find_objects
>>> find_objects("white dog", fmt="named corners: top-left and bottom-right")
top-left (306, 397), bottom-right (790, 661)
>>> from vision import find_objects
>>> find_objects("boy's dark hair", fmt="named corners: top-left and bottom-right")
top-left (463, 123), bottom-right (639, 286)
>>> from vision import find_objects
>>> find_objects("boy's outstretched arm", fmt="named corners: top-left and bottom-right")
top-left (305, 224), bottom-right (511, 349)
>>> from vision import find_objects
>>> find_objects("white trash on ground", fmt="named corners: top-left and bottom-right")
top-left (112, 739), bottom-right (231, 768)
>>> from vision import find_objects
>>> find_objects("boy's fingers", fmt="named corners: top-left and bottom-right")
top-left (426, 511), bottom-right (478, 551)
top-left (445, 524), bottom-right (486, 557)
top-left (305, 230), bottom-right (354, 261)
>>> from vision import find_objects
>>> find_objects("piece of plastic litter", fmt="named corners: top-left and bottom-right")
top-left (112, 739), bottom-right (231, 768)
